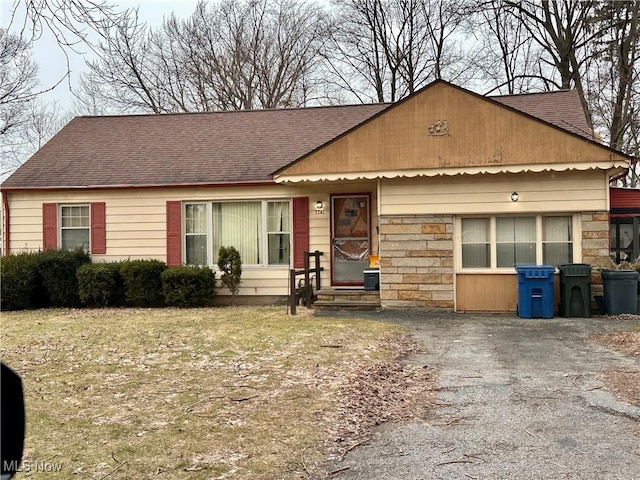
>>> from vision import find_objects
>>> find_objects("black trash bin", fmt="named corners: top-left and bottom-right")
top-left (601, 270), bottom-right (639, 315)
top-left (363, 269), bottom-right (380, 291)
top-left (559, 264), bottom-right (591, 317)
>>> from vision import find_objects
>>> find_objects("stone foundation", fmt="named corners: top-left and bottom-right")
top-left (379, 214), bottom-right (454, 310)
top-left (581, 211), bottom-right (610, 308)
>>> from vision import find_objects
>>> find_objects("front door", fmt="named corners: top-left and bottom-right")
top-left (331, 194), bottom-right (370, 286)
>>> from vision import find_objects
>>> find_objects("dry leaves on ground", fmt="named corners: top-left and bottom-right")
top-left (595, 326), bottom-right (640, 408)
top-left (597, 329), bottom-right (640, 357)
top-left (606, 370), bottom-right (640, 407)
top-left (320, 333), bottom-right (437, 467)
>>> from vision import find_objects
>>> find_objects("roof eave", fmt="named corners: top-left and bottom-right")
top-left (273, 161), bottom-right (629, 184)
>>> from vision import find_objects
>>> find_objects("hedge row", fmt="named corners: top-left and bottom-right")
top-left (1, 251), bottom-right (216, 310)
top-left (1, 249), bottom-right (90, 310)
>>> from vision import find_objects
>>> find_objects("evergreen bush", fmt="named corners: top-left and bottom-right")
top-left (0, 252), bottom-right (42, 310)
top-left (120, 259), bottom-right (167, 307)
top-left (217, 246), bottom-right (242, 306)
top-left (77, 262), bottom-right (125, 307)
top-left (161, 266), bottom-right (216, 307)
top-left (37, 249), bottom-right (91, 307)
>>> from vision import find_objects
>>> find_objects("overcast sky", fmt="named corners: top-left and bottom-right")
top-left (1, 0), bottom-right (200, 110)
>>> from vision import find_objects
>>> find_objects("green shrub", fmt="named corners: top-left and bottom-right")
top-left (161, 266), bottom-right (216, 307)
top-left (77, 262), bottom-right (125, 307)
top-left (0, 252), bottom-right (42, 310)
top-left (217, 246), bottom-right (242, 306)
top-left (37, 249), bottom-right (91, 307)
top-left (120, 259), bottom-right (167, 307)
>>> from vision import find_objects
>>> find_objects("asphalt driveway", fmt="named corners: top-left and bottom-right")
top-left (328, 313), bottom-right (640, 480)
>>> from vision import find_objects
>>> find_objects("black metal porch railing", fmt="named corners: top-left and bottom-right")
top-left (289, 251), bottom-right (324, 315)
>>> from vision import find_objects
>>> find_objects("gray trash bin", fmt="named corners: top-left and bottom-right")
top-left (601, 270), bottom-right (639, 315)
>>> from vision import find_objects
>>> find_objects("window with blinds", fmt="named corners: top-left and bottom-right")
top-left (184, 200), bottom-right (290, 267)
top-left (461, 215), bottom-right (573, 269)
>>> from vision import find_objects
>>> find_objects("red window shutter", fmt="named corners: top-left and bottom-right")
top-left (166, 201), bottom-right (182, 267)
top-left (292, 197), bottom-right (309, 269)
top-left (42, 203), bottom-right (57, 250)
top-left (90, 202), bottom-right (107, 254)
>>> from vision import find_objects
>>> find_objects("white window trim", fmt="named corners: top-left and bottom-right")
top-left (183, 199), bottom-right (292, 268)
top-left (455, 213), bottom-right (581, 273)
top-left (59, 203), bottom-right (90, 251)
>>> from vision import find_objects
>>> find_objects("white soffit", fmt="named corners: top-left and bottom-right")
top-left (273, 161), bottom-right (629, 184)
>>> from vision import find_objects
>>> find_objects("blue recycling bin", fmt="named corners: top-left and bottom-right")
top-left (516, 265), bottom-right (556, 318)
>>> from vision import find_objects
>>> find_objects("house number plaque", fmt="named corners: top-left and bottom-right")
top-left (428, 120), bottom-right (449, 136)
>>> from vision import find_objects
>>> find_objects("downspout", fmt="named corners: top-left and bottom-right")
top-left (2, 190), bottom-right (9, 255)
top-left (609, 157), bottom-right (637, 184)
top-left (605, 170), bottom-right (611, 218)
top-left (376, 178), bottom-right (381, 256)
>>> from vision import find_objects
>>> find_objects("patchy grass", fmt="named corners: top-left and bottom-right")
top-left (1, 307), bottom-right (433, 479)
top-left (595, 328), bottom-right (640, 407)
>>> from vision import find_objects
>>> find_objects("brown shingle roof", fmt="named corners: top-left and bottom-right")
top-left (2, 104), bottom-right (389, 189)
top-left (491, 89), bottom-right (593, 139)
top-left (1, 83), bottom-right (596, 190)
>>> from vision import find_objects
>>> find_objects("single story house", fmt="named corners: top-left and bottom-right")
top-left (1, 80), bottom-right (634, 311)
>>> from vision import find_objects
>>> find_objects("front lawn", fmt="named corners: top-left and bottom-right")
top-left (1, 307), bottom-right (433, 479)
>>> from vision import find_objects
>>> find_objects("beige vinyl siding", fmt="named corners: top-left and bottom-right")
top-left (381, 170), bottom-right (609, 216)
top-left (5, 182), bottom-right (377, 297)
top-left (308, 210), bottom-right (331, 289)
top-left (7, 200), bottom-right (48, 251)
top-left (9, 194), bottom-right (171, 259)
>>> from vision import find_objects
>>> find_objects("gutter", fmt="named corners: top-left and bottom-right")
top-left (609, 157), bottom-right (638, 184)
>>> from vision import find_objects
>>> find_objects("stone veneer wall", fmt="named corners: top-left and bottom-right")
top-left (378, 214), bottom-right (454, 310)
top-left (581, 211), bottom-right (611, 303)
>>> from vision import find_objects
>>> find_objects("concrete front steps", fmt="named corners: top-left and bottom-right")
top-left (313, 288), bottom-right (381, 311)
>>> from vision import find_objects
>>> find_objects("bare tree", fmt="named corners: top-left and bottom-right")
top-left (0, 28), bottom-right (40, 177)
top-left (471, 0), bottom-right (543, 95)
top-left (5, 0), bottom-right (130, 91)
top-left (421, 0), bottom-right (470, 83)
top-left (173, 0), bottom-right (333, 110)
top-left (0, 1), bottom-right (132, 175)
top-left (501, 0), bottom-right (602, 127)
top-left (77, 10), bottom-right (167, 114)
top-left (0, 29), bottom-right (39, 135)
top-left (475, 1), bottom-right (638, 187)
top-left (2, 99), bottom-right (71, 177)
top-left (327, 0), bottom-right (469, 103)
top-left (589, 2), bottom-right (639, 149)
top-left (78, 0), bottom-right (332, 113)
top-left (587, 1), bottom-right (639, 187)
